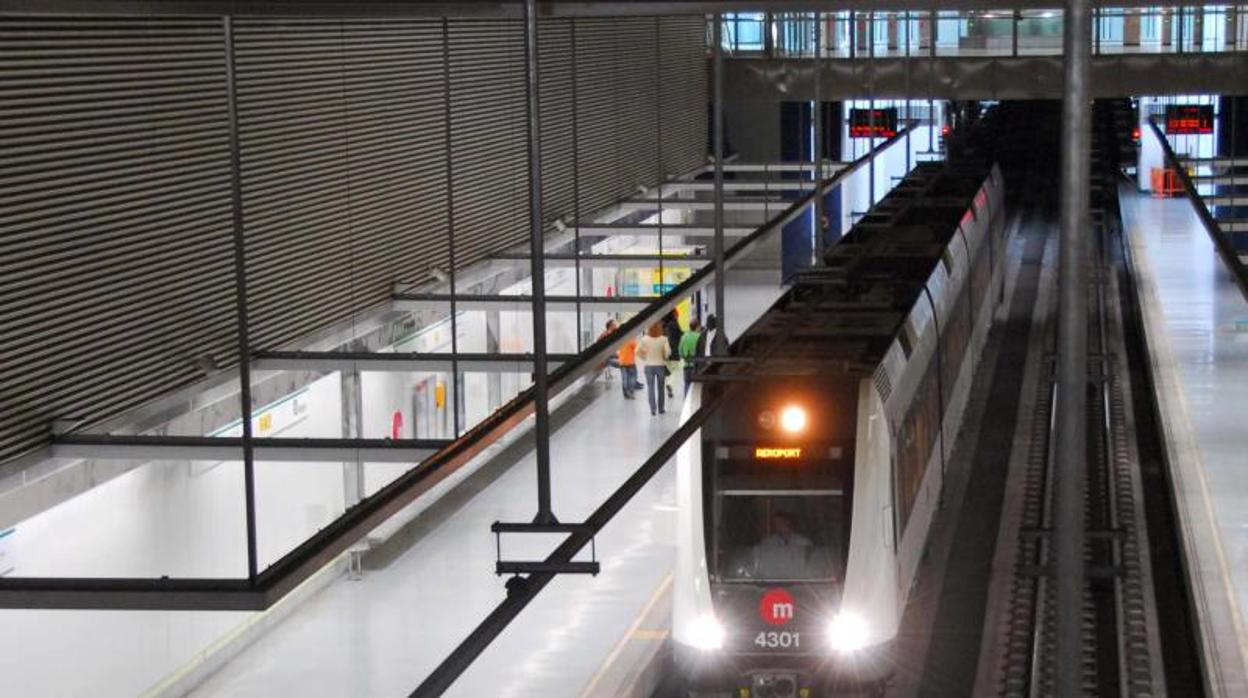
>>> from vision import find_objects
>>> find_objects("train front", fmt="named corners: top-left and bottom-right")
top-left (675, 376), bottom-right (886, 697)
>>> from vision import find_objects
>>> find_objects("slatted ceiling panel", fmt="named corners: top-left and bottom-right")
top-left (537, 19), bottom-right (575, 229)
top-left (567, 16), bottom-right (706, 218)
top-left (0, 16), bottom-right (237, 463)
top-left (659, 16), bottom-right (708, 176)
top-left (233, 18), bottom-right (449, 350)
top-left (2, 15), bottom-right (708, 465)
top-left (573, 19), bottom-right (621, 218)
top-left (338, 20), bottom-right (448, 294)
top-left (447, 19), bottom-right (529, 266)
top-left (233, 19), bottom-right (354, 349)
top-left (613, 18), bottom-right (661, 194)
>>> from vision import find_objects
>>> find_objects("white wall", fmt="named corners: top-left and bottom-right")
top-left (0, 372), bottom-right (346, 697)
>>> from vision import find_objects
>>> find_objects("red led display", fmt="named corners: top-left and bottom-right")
top-left (1165, 105), bottom-right (1214, 135)
top-left (849, 108), bottom-right (898, 138)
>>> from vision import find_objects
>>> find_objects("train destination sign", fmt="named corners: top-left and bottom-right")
top-left (755, 446), bottom-right (803, 459)
top-left (1165, 104), bottom-right (1214, 134)
top-left (849, 107), bottom-right (899, 138)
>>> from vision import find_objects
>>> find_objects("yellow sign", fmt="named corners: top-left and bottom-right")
top-left (754, 447), bottom-right (802, 460)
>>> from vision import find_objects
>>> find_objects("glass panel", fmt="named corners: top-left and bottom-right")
top-left (1019, 9), bottom-right (1063, 55)
top-left (255, 459), bottom-right (346, 571)
top-left (714, 494), bottom-right (846, 582)
top-left (4, 458), bottom-right (248, 578)
top-left (724, 12), bottom-right (767, 53)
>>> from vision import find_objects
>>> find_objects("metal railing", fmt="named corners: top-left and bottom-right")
top-left (717, 7), bottom-right (1248, 59)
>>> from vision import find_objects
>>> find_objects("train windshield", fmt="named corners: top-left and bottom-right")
top-left (713, 492), bottom-right (845, 582)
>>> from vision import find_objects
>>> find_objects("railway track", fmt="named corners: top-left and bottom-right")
top-left (986, 101), bottom-right (1169, 698)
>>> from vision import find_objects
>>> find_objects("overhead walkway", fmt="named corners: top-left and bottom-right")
top-left (720, 8), bottom-right (1248, 99)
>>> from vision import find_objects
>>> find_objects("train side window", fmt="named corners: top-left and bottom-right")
top-left (898, 322), bottom-right (915, 358)
top-left (940, 248), bottom-right (955, 275)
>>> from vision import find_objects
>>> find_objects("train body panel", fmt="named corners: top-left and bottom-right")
top-left (674, 156), bottom-right (1011, 697)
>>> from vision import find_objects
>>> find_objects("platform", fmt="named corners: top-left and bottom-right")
top-left (184, 281), bottom-right (784, 698)
top-left (1122, 187), bottom-right (1248, 696)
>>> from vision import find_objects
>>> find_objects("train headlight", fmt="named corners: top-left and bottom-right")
top-left (779, 405), bottom-right (808, 434)
top-left (826, 611), bottom-right (870, 653)
top-left (686, 614), bottom-right (726, 651)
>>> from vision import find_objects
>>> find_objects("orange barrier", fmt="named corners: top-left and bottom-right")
top-left (1150, 167), bottom-right (1184, 197)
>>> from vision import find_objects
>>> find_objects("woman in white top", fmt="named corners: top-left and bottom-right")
top-left (636, 322), bottom-right (672, 415)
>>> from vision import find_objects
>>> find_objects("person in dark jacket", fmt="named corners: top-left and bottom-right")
top-left (662, 309), bottom-right (683, 398)
top-left (696, 314), bottom-right (719, 358)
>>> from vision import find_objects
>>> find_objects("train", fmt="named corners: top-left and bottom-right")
top-left (672, 152), bottom-right (1009, 697)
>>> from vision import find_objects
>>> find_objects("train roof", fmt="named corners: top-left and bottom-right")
top-left (722, 159), bottom-right (993, 379)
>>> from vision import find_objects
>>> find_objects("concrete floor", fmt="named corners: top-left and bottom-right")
top-left (1123, 189), bottom-right (1248, 694)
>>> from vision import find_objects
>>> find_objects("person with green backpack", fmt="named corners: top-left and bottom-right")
top-left (678, 318), bottom-right (703, 397)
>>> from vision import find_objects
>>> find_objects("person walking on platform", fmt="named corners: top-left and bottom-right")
top-left (662, 309), bottom-right (683, 399)
top-left (617, 332), bottom-right (641, 400)
top-left (679, 318), bottom-right (702, 396)
top-left (637, 323), bottom-right (672, 415)
top-left (597, 318), bottom-right (620, 386)
top-left (697, 314), bottom-right (719, 358)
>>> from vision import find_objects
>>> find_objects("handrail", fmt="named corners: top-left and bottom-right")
top-left (1147, 117), bottom-right (1248, 304)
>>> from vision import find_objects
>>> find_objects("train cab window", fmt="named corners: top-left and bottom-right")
top-left (713, 493), bottom-right (846, 583)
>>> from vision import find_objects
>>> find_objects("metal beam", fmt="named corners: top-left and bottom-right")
top-left (1181, 157), bottom-right (1247, 167)
top-left (522, 0), bottom-right (555, 525)
top-left (489, 253), bottom-right (710, 269)
top-left (684, 161), bottom-right (846, 174)
top-left (0, 0), bottom-right (1213, 18)
top-left (566, 224), bottom-right (754, 237)
top-left (1202, 194), bottom-right (1248, 206)
top-left (51, 435), bottom-right (452, 464)
top-left (0, 578), bottom-right (265, 612)
top-left (665, 179), bottom-right (828, 191)
top-left (712, 12), bottom-right (728, 355)
top-left (617, 199), bottom-right (789, 211)
top-left (394, 294), bottom-right (655, 312)
top-left (1218, 219), bottom-right (1248, 232)
top-left (251, 350), bottom-right (578, 373)
top-left (1189, 175), bottom-right (1248, 185)
top-left (1055, 1), bottom-right (1091, 694)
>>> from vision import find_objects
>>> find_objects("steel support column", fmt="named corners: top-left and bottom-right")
top-left (571, 20), bottom-right (583, 350)
top-left (222, 16), bottom-right (259, 581)
top-left (522, 0), bottom-right (556, 524)
top-left (442, 18), bottom-right (462, 438)
top-left (711, 14), bottom-right (728, 355)
top-left (1055, 1), bottom-right (1091, 695)
top-left (813, 14), bottom-right (825, 265)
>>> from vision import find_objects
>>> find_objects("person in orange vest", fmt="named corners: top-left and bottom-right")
top-left (617, 332), bottom-right (642, 400)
